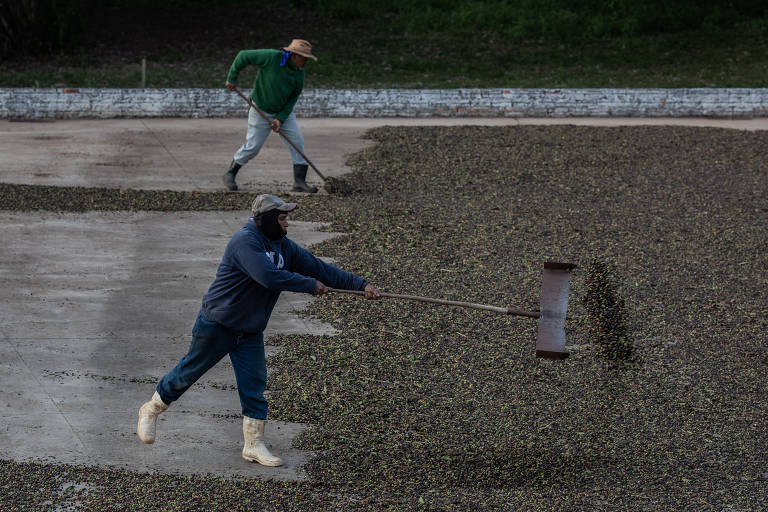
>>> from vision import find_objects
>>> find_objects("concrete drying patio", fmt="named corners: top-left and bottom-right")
top-left (2, 117), bottom-right (766, 194)
top-left (0, 210), bottom-right (341, 480)
top-left (1, 116), bottom-right (766, 481)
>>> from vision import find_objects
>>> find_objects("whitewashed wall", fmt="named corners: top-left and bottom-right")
top-left (2, 88), bottom-right (767, 120)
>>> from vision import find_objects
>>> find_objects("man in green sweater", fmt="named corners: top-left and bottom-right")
top-left (223, 39), bottom-right (318, 193)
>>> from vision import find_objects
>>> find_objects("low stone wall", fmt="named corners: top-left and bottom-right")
top-left (2, 87), bottom-right (767, 119)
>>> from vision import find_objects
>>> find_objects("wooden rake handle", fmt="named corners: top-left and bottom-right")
top-left (230, 86), bottom-right (327, 182)
top-left (327, 288), bottom-right (540, 319)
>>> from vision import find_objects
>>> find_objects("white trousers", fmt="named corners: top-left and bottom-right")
top-left (233, 108), bottom-right (307, 166)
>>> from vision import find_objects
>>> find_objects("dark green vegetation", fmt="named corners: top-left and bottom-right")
top-left (1, 125), bottom-right (767, 510)
top-left (2, 0), bottom-right (768, 88)
top-left (584, 259), bottom-right (634, 359)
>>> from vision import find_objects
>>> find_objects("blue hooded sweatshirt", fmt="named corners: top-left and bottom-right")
top-left (201, 218), bottom-right (366, 333)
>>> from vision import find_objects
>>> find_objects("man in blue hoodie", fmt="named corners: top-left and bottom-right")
top-left (137, 194), bottom-right (380, 466)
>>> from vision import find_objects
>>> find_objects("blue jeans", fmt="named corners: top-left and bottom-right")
top-left (233, 108), bottom-right (307, 166)
top-left (156, 310), bottom-right (268, 419)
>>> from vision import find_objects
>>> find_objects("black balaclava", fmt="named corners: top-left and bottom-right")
top-left (254, 209), bottom-right (286, 241)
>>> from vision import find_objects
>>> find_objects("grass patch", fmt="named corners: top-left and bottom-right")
top-left (1, 2), bottom-right (767, 88)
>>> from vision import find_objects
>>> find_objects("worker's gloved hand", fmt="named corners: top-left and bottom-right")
top-left (364, 284), bottom-right (381, 300)
top-left (225, 81), bottom-right (236, 91)
top-left (314, 280), bottom-right (329, 296)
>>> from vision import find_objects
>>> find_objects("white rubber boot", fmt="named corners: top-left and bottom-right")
top-left (137, 391), bottom-right (168, 444)
top-left (242, 416), bottom-right (283, 467)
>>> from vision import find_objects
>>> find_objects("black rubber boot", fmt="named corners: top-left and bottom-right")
top-left (292, 164), bottom-right (318, 193)
top-left (222, 160), bottom-right (241, 191)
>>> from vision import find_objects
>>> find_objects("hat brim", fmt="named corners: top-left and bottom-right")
top-left (281, 48), bottom-right (318, 61)
top-left (276, 202), bottom-right (298, 212)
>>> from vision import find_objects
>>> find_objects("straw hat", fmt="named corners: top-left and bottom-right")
top-left (281, 39), bottom-right (318, 61)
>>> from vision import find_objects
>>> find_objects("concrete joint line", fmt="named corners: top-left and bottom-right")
top-left (139, 119), bottom-right (200, 192)
top-left (3, 338), bottom-right (90, 454)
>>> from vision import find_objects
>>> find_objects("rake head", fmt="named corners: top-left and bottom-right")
top-left (536, 262), bottom-right (577, 359)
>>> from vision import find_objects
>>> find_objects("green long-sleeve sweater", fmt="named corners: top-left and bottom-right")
top-left (227, 49), bottom-right (304, 122)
